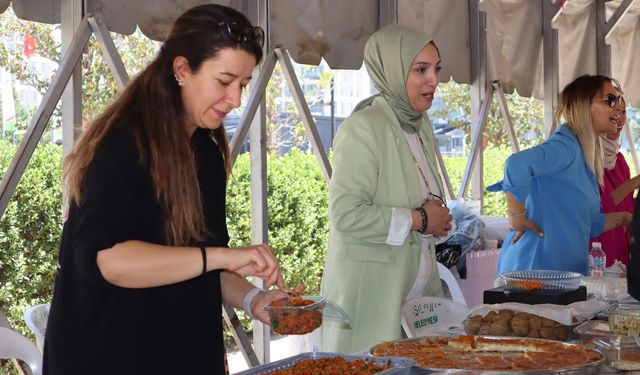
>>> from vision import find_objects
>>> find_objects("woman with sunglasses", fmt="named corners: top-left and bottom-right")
top-left (321, 25), bottom-right (453, 354)
top-left (488, 75), bottom-right (632, 276)
top-left (43, 5), bottom-right (292, 374)
top-left (590, 95), bottom-right (637, 266)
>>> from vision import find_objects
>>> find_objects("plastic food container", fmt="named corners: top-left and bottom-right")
top-left (264, 296), bottom-right (351, 335)
top-left (499, 270), bottom-right (582, 292)
top-left (594, 336), bottom-right (640, 371)
top-left (608, 301), bottom-right (640, 335)
top-left (574, 319), bottom-right (612, 339)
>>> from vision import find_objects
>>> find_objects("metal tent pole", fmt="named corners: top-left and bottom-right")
top-left (275, 48), bottom-right (332, 182)
top-left (458, 84), bottom-right (494, 199)
top-left (425, 114), bottom-right (455, 200)
top-left (542, 0), bottom-right (561, 138)
top-left (0, 17), bottom-right (92, 221)
top-left (229, 50), bottom-right (277, 166)
top-left (465, 1), bottom-right (487, 205)
top-left (88, 15), bottom-right (130, 88)
top-left (493, 82), bottom-right (520, 153)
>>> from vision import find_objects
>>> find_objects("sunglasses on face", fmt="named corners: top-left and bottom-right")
top-left (218, 21), bottom-right (265, 48)
top-left (598, 94), bottom-right (624, 108)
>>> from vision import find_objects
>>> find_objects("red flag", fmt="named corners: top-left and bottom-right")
top-left (23, 32), bottom-right (36, 57)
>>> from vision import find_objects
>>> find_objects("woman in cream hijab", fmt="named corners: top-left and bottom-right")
top-left (591, 96), bottom-right (637, 265)
top-left (320, 25), bottom-right (453, 353)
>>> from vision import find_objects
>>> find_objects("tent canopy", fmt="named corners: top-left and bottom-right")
top-left (2, 0), bottom-right (639, 106)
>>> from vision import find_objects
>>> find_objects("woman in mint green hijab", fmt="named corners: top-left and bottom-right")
top-left (321, 24), bottom-right (453, 353)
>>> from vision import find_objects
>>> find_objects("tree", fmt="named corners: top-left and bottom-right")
top-left (0, 7), bottom-right (159, 139)
top-left (432, 81), bottom-right (545, 148)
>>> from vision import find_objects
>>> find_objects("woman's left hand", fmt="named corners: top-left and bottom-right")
top-left (250, 285), bottom-right (306, 324)
top-left (509, 215), bottom-right (544, 244)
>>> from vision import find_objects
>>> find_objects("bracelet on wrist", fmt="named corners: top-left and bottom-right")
top-left (198, 244), bottom-right (207, 275)
top-left (508, 209), bottom-right (526, 218)
top-left (416, 207), bottom-right (428, 233)
top-left (242, 287), bottom-right (263, 320)
top-left (242, 287), bottom-right (264, 320)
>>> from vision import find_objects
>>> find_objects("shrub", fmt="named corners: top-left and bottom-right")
top-left (0, 140), bottom-right (62, 338)
top-left (226, 149), bottom-right (329, 294)
top-left (442, 148), bottom-right (510, 217)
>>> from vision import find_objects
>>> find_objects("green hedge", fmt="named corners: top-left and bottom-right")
top-left (0, 142), bottom-right (509, 342)
top-left (0, 140), bottom-right (62, 338)
top-left (442, 148), bottom-right (510, 217)
top-left (227, 149), bottom-right (329, 294)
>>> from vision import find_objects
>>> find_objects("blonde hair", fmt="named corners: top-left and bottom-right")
top-left (556, 75), bottom-right (620, 185)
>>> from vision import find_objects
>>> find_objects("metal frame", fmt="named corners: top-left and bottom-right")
top-left (459, 83), bottom-right (494, 199)
top-left (0, 17), bottom-right (93, 221)
top-left (0, 13), bottom-right (131, 230)
top-left (276, 48), bottom-right (332, 181)
top-left (596, 0), bottom-right (638, 171)
top-left (463, 0), bottom-right (486, 203)
top-left (543, 0), bottom-right (561, 137)
top-left (60, 0), bottom-right (83, 156)
top-left (494, 81), bottom-right (520, 154)
top-left (425, 114), bottom-right (455, 200)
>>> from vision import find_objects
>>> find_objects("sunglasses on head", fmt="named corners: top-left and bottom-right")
top-left (598, 94), bottom-right (624, 108)
top-left (218, 21), bottom-right (265, 48)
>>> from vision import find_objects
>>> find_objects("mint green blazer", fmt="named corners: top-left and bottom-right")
top-left (320, 96), bottom-right (444, 354)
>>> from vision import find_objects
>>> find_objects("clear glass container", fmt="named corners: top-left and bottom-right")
top-left (608, 301), bottom-right (640, 335)
top-left (594, 336), bottom-right (640, 371)
top-left (499, 270), bottom-right (582, 292)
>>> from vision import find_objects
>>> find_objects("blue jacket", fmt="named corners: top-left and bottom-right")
top-left (487, 125), bottom-right (605, 275)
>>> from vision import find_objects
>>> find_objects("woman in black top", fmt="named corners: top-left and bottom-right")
top-left (44, 5), bottom-right (291, 374)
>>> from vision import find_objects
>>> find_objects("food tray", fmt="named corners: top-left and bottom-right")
top-left (499, 270), bottom-right (582, 292)
top-left (234, 352), bottom-right (415, 374)
top-left (369, 336), bottom-right (603, 374)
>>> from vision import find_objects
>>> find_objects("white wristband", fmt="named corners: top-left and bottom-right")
top-left (242, 287), bottom-right (263, 320)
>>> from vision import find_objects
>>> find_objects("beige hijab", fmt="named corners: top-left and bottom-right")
top-left (354, 25), bottom-right (434, 134)
top-left (601, 135), bottom-right (620, 170)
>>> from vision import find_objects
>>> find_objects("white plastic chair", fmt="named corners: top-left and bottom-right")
top-left (0, 327), bottom-right (42, 375)
top-left (437, 262), bottom-right (468, 307)
top-left (23, 304), bottom-right (49, 353)
top-left (401, 296), bottom-right (470, 338)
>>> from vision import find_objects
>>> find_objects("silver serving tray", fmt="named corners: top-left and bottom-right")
top-left (369, 336), bottom-right (604, 375)
top-left (234, 352), bottom-right (415, 374)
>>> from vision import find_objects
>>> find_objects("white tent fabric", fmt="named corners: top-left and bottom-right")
top-left (1, 0), bottom-right (640, 105)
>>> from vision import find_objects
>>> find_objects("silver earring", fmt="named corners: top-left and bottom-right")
top-left (174, 73), bottom-right (182, 86)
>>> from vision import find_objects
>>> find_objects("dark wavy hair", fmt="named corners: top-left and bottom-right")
top-left (64, 4), bottom-right (263, 245)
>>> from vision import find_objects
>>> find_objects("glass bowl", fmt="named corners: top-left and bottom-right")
top-left (499, 270), bottom-right (582, 292)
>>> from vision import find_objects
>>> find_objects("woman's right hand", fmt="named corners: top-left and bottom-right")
top-left (423, 200), bottom-right (453, 237)
top-left (222, 245), bottom-right (284, 288)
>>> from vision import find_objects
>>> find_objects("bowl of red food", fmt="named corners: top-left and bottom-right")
top-left (265, 296), bottom-right (325, 335)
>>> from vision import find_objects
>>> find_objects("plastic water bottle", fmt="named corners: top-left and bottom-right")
top-left (589, 242), bottom-right (606, 277)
